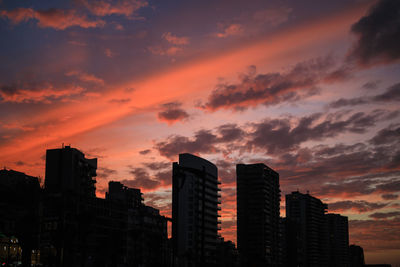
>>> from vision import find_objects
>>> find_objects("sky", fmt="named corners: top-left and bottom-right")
top-left (0, 0), bottom-right (400, 264)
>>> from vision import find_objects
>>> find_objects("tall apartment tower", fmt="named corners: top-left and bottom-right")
top-left (236, 163), bottom-right (280, 267)
top-left (285, 191), bottom-right (329, 267)
top-left (326, 213), bottom-right (349, 267)
top-left (45, 145), bottom-right (97, 197)
top-left (172, 153), bottom-right (221, 267)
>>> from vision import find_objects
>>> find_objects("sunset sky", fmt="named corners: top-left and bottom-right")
top-left (1, 0), bottom-right (400, 264)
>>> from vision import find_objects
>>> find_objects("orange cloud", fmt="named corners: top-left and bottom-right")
top-left (0, 84), bottom-right (84, 103)
top-left (0, 7), bottom-right (34, 23)
top-left (0, 8), bottom-right (105, 30)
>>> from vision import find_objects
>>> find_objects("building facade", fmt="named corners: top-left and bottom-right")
top-left (236, 163), bottom-right (280, 267)
top-left (285, 191), bottom-right (329, 267)
top-left (172, 153), bottom-right (221, 267)
top-left (326, 213), bottom-right (349, 267)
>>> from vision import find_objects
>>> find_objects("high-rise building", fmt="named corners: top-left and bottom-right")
top-left (236, 163), bottom-right (280, 267)
top-left (172, 153), bottom-right (221, 267)
top-left (45, 145), bottom-right (97, 197)
top-left (285, 191), bottom-right (329, 267)
top-left (326, 213), bottom-right (349, 267)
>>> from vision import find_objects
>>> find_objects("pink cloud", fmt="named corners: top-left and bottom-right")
top-left (216, 24), bottom-right (243, 38)
top-left (148, 45), bottom-right (183, 56)
top-left (80, 0), bottom-right (148, 17)
top-left (66, 70), bottom-right (105, 85)
top-left (104, 48), bottom-right (117, 58)
top-left (162, 32), bottom-right (189, 45)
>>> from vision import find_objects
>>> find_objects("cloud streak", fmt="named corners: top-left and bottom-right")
top-left (0, 8), bottom-right (105, 30)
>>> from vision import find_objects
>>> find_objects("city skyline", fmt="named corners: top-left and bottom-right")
top-left (1, 0), bottom-right (400, 265)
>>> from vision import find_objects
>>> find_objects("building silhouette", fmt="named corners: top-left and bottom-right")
top-left (39, 145), bottom-right (169, 267)
top-left (216, 237), bottom-right (239, 267)
top-left (45, 145), bottom-right (97, 196)
top-left (349, 244), bottom-right (365, 267)
top-left (236, 163), bottom-right (280, 267)
top-left (285, 191), bottom-right (329, 267)
top-left (326, 213), bottom-right (349, 267)
top-left (0, 169), bottom-right (41, 266)
top-left (172, 153), bottom-right (221, 267)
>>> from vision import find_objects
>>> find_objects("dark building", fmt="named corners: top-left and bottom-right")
top-left (40, 146), bottom-right (169, 267)
top-left (216, 237), bottom-right (239, 267)
top-left (236, 163), bottom-right (280, 267)
top-left (45, 145), bottom-right (97, 196)
top-left (349, 244), bottom-right (365, 267)
top-left (41, 146), bottom-right (99, 266)
top-left (106, 181), bottom-right (169, 266)
top-left (285, 191), bottom-right (329, 267)
top-left (0, 169), bottom-right (41, 266)
top-left (279, 217), bottom-right (287, 267)
top-left (326, 213), bottom-right (349, 267)
top-left (172, 153), bottom-right (221, 267)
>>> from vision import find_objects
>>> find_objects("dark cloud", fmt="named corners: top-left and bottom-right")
top-left (314, 143), bottom-right (366, 157)
top-left (247, 110), bottom-right (389, 154)
top-left (362, 80), bottom-right (380, 90)
top-left (202, 57), bottom-right (338, 111)
top-left (155, 109), bottom-right (397, 160)
top-left (347, 0), bottom-right (400, 66)
top-left (139, 149), bottom-right (151, 155)
top-left (97, 167), bottom-right (117, 179)
top-left (381, 193), bottom-right (398, 200)
top-left (122, 164), bottom-right (172, 190)
top-left (369, 211), bottom-right (400, 219)
top-left (155, 130), bottom-right (219, 159)
top-left (327, 200), bottom-right (388, 213)
top-left (14, 161), bottom-right (25, 166)
top-left (108, 98), bottom-right (131, 104)
top-left (142, 161), bottom-right (171, 170)
top-left (157, 102), bottom-right (190, 124)
top-left (154, 170), bottom-right (171, 184)
top-left (329, 97), bottom-right (368, 109)
top-left (329, 82), bottom-right (400, 108)
top-left (370, 124), bottom-right (400, 146)
top-left (123, 167), bottom-right (160, 190)
top-left (373, 82), bottom-right (400, 102)
top-left (217, 124), bottom-right (246, 143)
